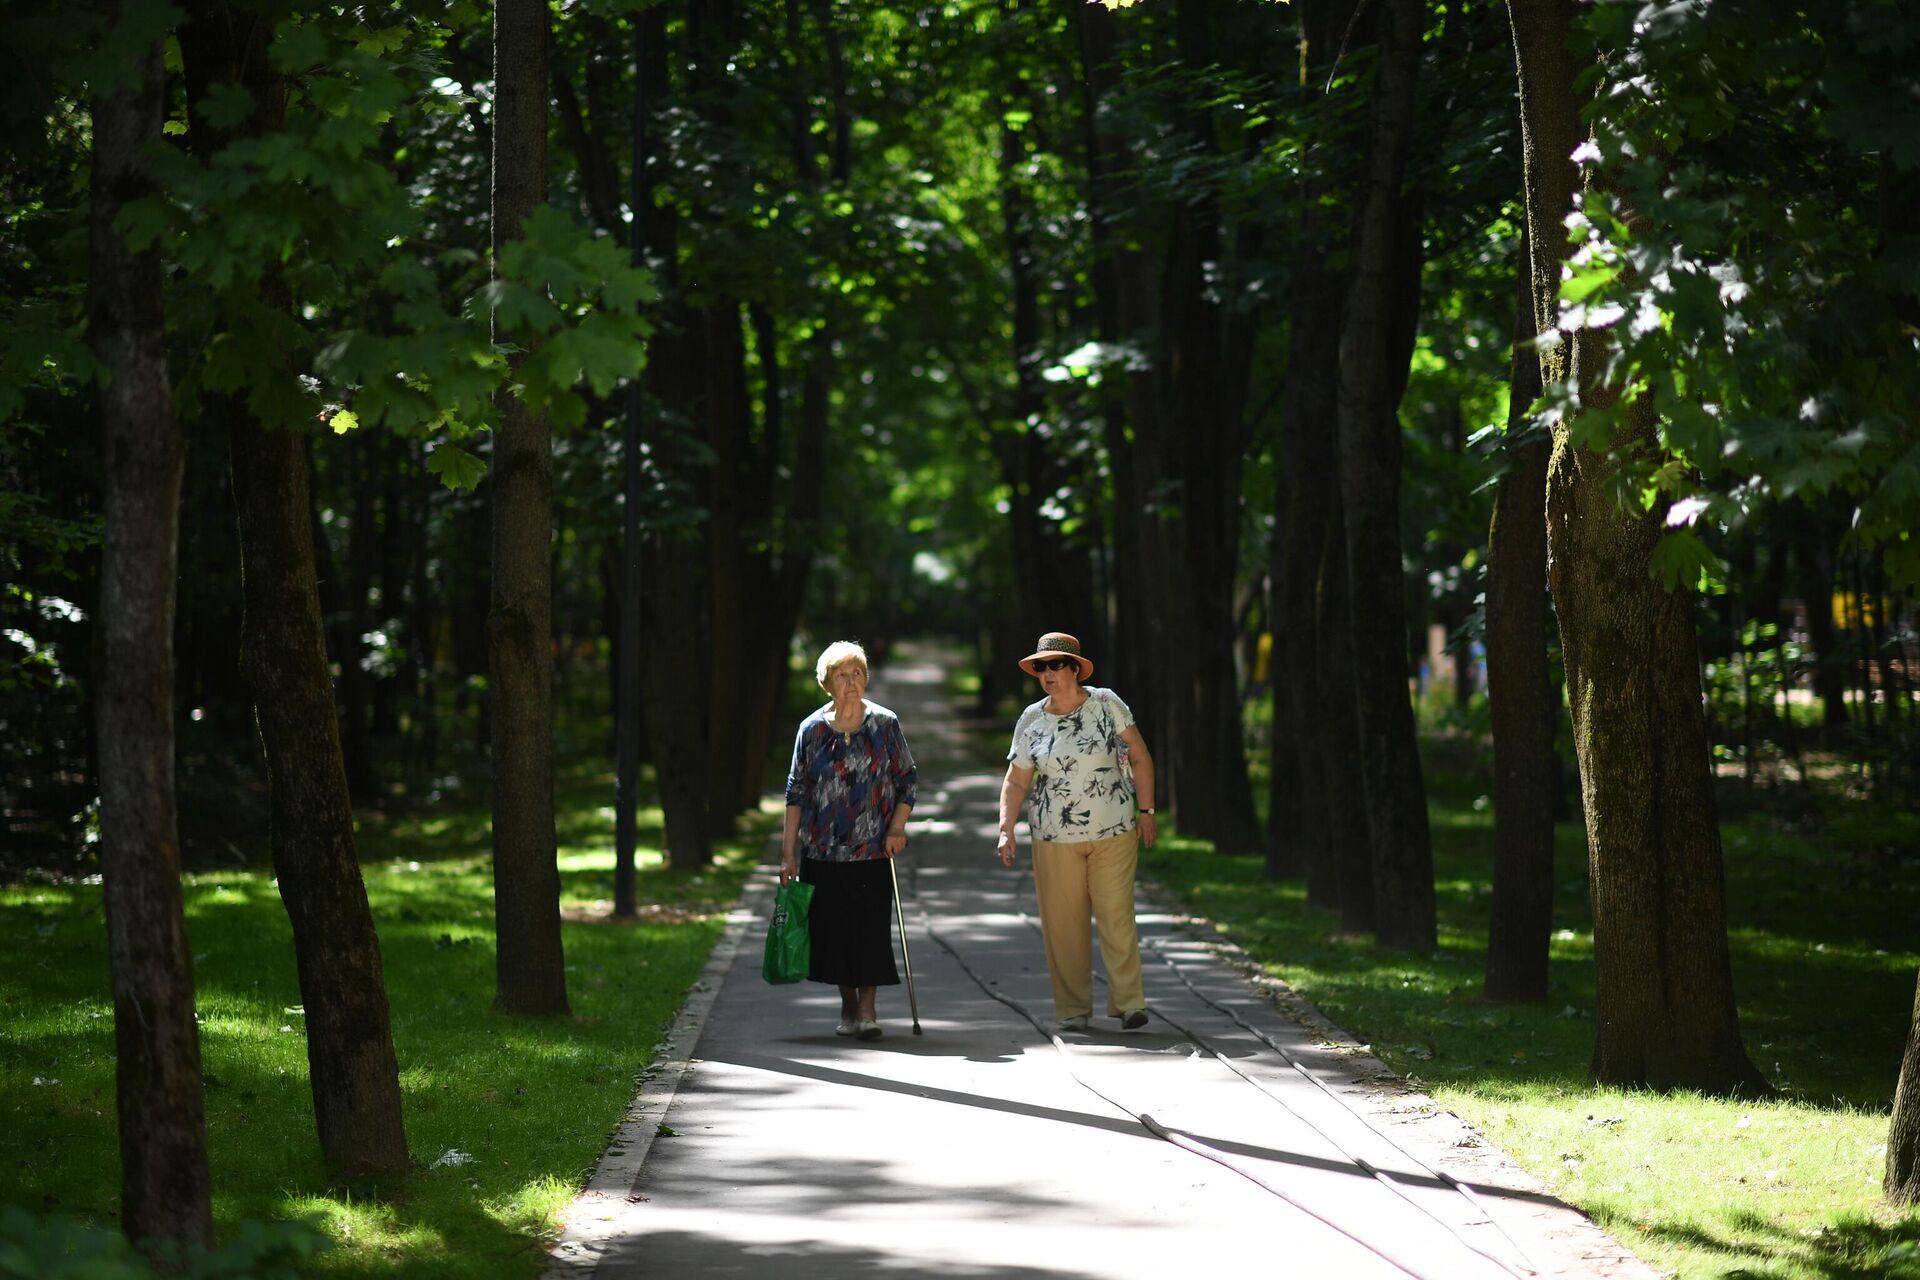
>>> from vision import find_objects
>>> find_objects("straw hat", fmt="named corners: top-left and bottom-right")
top-left (1018, 631), bottom-right (1094, 680)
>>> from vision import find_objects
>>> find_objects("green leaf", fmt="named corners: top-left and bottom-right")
top-left (1648, 529), bottom-right (1724, 593)
top-left (425, 441), bottom-right (487, 491)
top-left (269, 18), bottom-right (329, 73)
top-left (198, 81), bottom-right (255, 131)
top-left (1884, 540), bottom-right (1920, 596)
top-left (328, 409), bottom-right (359, 435)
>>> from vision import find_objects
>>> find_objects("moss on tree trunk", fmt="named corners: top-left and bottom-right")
top-left (1510, 0), bottom-right (1767, 1093)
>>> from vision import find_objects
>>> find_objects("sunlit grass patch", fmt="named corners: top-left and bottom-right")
top-left (2, 782), bottom-right (766, 1277)
top-left (1139, 750), bottom-right (1920, 1280)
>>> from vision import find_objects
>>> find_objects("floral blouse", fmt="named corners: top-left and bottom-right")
top-left (785, 700), bottom-right (919, 862)
top-left (1008, 687), bottom-right (1137, 843)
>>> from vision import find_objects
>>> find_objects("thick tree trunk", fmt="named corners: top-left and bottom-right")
top-left (229, 419), bottom-right (413, 1175)
top-left (1483, 249), bottom-right (1557, 1002)
top-left (89, 8), bottom-right (214, 1249)
top-left (1337, 0), bottom-right (1434, 951)
top-left (491, 0), bottom-right (570, 1014)
top-left (1509, 0), bottom-right (1767, 1093)
top-left (1154, 0), bottom-right (1263, 855)
top-left (1068, 0), bottom-right (1153, 719)
top-left (996, 112), bottom-right (1101, 650)
top-left (180, 0), bottom-right (413, 1174)
top-left (1070, 0), bottom-right (1171, 797)
top-left (702, 299), bottom-right (752, 839)
top-left (1271, 0), bottom-right (1358, 882)
top-left (1889, 971), bottom-right (1920, 1205)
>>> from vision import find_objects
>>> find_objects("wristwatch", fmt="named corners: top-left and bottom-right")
top-left (1138, 807), bottom-right (1155, 815)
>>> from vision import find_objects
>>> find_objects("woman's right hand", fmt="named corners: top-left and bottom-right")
top-left (779, 851), bottom-right (797, 884)
top-left (996, 831), bottom-right (1016, 868)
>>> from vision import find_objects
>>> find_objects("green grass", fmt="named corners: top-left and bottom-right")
top-left (1, 756), bottom-right (769, 1277)
top-left (1141, 739), bottom-right (1920, 1280)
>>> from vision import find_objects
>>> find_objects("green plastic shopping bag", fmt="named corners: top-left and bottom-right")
top-left (762, 879), bottom-right (814, 984)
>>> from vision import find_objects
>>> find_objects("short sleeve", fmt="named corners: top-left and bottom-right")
top-left (1102, 689), bottom-right (1135, 735)
top-left (1007, 706), bottom-right (1037, 769)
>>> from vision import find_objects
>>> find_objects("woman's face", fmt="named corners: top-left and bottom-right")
top-left (1035, 659), bottom-right (1082, 700)
top-left (825, 662), bottom-right (868, 701)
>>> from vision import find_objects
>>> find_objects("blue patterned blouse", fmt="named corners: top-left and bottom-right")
top-left (784, 700), bottom-right (919, 862)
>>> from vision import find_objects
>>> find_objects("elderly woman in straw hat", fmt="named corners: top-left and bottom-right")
top-left (995, 631), bottom-right (1158, 1033)
top-left (782, 640), bottom-right (918, 1040)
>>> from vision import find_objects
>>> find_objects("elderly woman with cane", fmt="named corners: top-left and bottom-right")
top-left (781, 641), bottom-right (918, 1040)
top-left (996, 632), bottom-right (1158, 1033)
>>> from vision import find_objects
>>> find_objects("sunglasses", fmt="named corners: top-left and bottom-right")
top-left (1033, 658), bottom-right (1079, 672)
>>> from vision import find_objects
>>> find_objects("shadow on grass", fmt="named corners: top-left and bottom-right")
top-left (1138, 777), bottom-right (1917, 1112)
top-left (1621, 1207), bottom-right (1920, 1280)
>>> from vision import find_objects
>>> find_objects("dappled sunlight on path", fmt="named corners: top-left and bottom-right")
top-left (545, 641), bottom-right (1659, 1280)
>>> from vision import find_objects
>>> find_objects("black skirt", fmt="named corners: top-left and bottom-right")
top-left (799, 856), bottom-right (901, 988)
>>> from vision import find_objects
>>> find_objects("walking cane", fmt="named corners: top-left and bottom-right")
top-left (888, 856), bottom-right (923, 1035)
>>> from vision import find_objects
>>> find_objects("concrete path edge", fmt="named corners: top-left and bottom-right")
top-left (543, 875), bottom-right (776, 1277)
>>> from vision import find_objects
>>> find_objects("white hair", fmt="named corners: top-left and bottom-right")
top-left (815, 640), bottom-right (869, 690)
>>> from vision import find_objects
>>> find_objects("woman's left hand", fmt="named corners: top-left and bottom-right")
top-left (1138, 812), bottom-right (1158, 849)
top-left (884, 831), bottom-right (907, 858)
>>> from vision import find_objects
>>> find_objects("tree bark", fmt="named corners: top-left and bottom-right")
top-left (1319, 491), bottom-right (1377, 934)
top-left (1483, 242), bottom-right (1557, 1002)
top-left (180, 0), bottom-right (413, 1174)
top-left (1889, 970), bottom-right (1920, 1205)
top-left (1509, 0), bottom-right (1767, 1093)
top-left (90, 5), bottom-right (214, 1249)
top-left (1337, 0), bottom-right (1434, 951)
top-left (340, 432), bottom-right (377, 801)
top-left (491, 0), bottom-right (570, 1014)
top-left (1068, 0), bottom-right (1153, 722)
top-left (702, 297), bottom-right (752, 840)
top-left (996, 104), bottom-right (1101, 650)
top-left (1270, 0), bottom-right (1359, 883)
top-left (229, 420), bottom-right (413, 1176)
top-left (613, 11), bottom-right (656, 920)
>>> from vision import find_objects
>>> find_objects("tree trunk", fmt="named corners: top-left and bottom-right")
top-left (1271, 0), bottom-right (1358, 882)
top-left (996, 108), bottom-right (1101, 650)
top-left (702, 299), bottom-right (752, 840)
top-left (1509, 0), bottom-right (1767, 1094)
top-left (613, 12), bottom-right (655, 920)
top-left (490, 0), bottom-right (570, 1015)
top-left (1483, 243), bottom-right (1557, 1002)
top-left (90, 6), bottom-right (214, 1248)
top-left (180, 0), bottom-right (413, 1175)
top-left (340, 432), bottom-right (377, 801)
top-left (1321, 489), bottom-right (1376, 933)
top-left (1889, 970), bottom-right (1920, 1205)
top-left (1070, 0), bottom-right (1175, 802)
top-left (1068, 0), bottom-right (1154, 724)
top-left (229, 420), bottom-right (413, 1176)
top-left (1337, 0), bottom-right (1434, 951)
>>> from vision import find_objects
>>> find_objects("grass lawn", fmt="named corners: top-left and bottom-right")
top-left (1, 758), bottom-right (769, 1277)
top-left (1142, 736), bottom-right (1920, 1280)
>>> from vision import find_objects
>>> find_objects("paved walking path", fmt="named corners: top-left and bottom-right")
top-left (545, 644), bottom-right (1657, 1279)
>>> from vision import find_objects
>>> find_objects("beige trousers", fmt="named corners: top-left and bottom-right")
top-left (1030, 831), bottom-right (1144, 1019)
